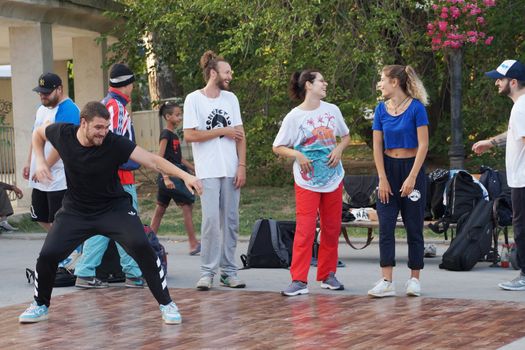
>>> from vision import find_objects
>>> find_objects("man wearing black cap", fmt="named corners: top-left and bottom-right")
top-left (474, 59), bottom-right (525, 290)
top-left (74, 63), bottom-right (145, 289)
top-left (24, 73), bottom-right (80, 232)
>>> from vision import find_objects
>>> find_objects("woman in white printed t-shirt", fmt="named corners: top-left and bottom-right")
top-left (273, 69), bottom-right (350, 296)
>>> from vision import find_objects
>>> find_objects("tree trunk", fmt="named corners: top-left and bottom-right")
top-left (143, 32), bottom-right (182, 106)
top-left (448, 48), bottom-right (465, 169)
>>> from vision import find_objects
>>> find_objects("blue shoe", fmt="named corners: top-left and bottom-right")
top-left (159, 302), bottom-right (182, 324)
top-left (19, 301), bottom-right (48, 323)
top-left (125, 277), bottom-right (146, 288)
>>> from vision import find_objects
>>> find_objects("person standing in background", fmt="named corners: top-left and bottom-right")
top-left (183, 50), bottom-right (247, 291)
top-left (150, 101), bottom-right (200, 255)
top-left (273, 69), bottom-right (350, 296)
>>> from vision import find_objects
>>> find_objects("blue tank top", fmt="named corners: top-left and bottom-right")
top-left (372, 99), bottom-right (429, 149)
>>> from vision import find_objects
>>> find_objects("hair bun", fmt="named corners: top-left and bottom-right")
top-left (200, 50), bottom-right (218, 70)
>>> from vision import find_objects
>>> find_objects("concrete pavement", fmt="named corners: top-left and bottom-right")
top-left (2, 232), bottom-right (525, 307)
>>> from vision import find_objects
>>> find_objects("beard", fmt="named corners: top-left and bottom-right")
top-left (85, 131), bottom-right (105, 146)
top-left (42, 94), bottom-right (59, 108)
top-left (499, 82), bottom-right (511, 96)
top-left (217, 78), bottom-right (230, 91)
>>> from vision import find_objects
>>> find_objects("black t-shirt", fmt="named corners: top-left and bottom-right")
top-left (45, 123), bottom-right (136, 215)
top-left (159, 129), bottom-right (182, 165)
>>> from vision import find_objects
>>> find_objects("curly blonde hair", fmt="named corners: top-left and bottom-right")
top-left (383, 65), bottom-right (429, 106)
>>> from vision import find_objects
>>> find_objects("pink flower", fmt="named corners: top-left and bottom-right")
top-left (440, 12), bottom-right (449, 19)
top-left (485, 36), bottom-right (494, 45)
top-left (466, 30), bottom-right (477, 36)
top-left (441, 6), bottom-right (449, 13)
top-left (450, 6), bottom-right (461, 18)
top-left (468, 36), bottom-right (478, 43)
top-left (478, 31), bottom-right (486, 38)
top-left (470, 7), bottom-right (482, 16)
top-left (447, 33), bottom-right (465, 40)
top-left (432, 4), bottom-right (439, 10)
top-left (438, 21), bottom-right (448, 31)
top-left (427, 23), bottom-right (435, 31)
top-left (483, 0), bottom-right (496, 7)
top-left (477, 16), bottom-right (485, 24)
top-left (450, 41), bottom-right (463, 49)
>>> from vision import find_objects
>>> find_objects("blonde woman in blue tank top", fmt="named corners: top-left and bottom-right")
top-left (368, 65), bottom-right (429, 298)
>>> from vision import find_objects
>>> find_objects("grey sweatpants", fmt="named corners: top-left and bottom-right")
top-left (200, 177), bottom-right (240, 278)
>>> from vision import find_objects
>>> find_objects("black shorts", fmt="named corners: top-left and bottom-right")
top-left (156, 173), bottom-right (195, 207)
top-left (30, 188), bottom-right (66, 223)
top-left (157, 187), bottom-right (194, 207)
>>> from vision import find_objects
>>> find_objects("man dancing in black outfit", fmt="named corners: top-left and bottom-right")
top-left (19, 101), bottom-right (202, 325)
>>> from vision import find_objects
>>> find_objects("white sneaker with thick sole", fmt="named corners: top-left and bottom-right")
top-left (405, 277), bottom-right (421, 297)
top-left (368, 279), bottom-right (396, 298)
top-left (196, 276), bottom-right (213, 291)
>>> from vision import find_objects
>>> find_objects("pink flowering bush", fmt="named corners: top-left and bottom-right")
top-left (427, 0), bottom-right (496, 51)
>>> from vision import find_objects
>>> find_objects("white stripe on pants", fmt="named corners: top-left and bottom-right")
top-left (200, 177), bottom-right (240, 277)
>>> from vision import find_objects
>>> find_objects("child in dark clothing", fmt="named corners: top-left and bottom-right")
top-left (150, 102), bottom-right (200, 255)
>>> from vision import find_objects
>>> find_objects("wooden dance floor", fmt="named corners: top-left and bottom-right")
top-left (2, 287), bottom-right (525, 349)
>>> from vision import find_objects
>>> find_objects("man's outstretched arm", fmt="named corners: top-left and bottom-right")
top-left (129, 146), bottom-right (203, 195)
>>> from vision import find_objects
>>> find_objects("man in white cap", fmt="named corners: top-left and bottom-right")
top-left (74, 63), bottom-right (144, 289)
top-left (474, 59), bottom-right (525, 290)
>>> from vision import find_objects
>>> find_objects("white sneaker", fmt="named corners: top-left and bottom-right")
top-left (405, 277), bottom-right (421, 297)
top-left (196, 276), bottom-right (213, 291)
top-left (0, 220), bottom-right (18, 231)
top-left (368, 279), bottom-right (396, 298)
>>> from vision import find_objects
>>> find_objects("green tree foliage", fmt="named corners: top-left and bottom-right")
top-left (107, 0), bottom-right (524, 181)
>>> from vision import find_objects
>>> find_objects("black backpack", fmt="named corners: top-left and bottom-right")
top-left (429, 171), bottom-right (484, 239)
top-left (342, 175), bottom-right (378, 208)
top-left (276, 220), bottom-right (295, 263)
top-left (479, 166), bottom-right (513, 227)
top-left (439, 199), bottom-right (494, 271)
top-left (479, 166), bottom-right (503, 200)
top-left (427, 169), bottom-right (450, 220)
top-left (240, 219), bottom-right (291, 268)
top-left (445, 171), bottom-right (484, 223)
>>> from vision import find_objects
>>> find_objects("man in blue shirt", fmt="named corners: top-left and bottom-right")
top-left (23, 73), bottom-right (81, 268)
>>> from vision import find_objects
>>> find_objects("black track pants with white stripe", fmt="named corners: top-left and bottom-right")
top-left (33, 201), bottom-right (172, 307)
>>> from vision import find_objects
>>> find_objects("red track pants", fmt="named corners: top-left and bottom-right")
top-left (290, 182), bottom-right (343, 282)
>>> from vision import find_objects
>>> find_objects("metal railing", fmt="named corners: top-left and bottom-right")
top-left (0, 126), bottom-right (16, 200)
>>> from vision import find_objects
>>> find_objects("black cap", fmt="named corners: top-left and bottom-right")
top-left (109, 63), bottom-right (135, 88)
top-left (33, 73), bottom-right (62, 94)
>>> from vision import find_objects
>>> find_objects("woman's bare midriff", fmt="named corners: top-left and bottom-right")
top-left (385, 148), bottom-right (418, 158)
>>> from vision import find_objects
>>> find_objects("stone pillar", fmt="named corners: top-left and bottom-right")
top-left (9, 24), bottom-right (53, 206)
top-left (72, 36), bottom-right (105, 109)
top-left (53, 60), bottom-right (69, 97)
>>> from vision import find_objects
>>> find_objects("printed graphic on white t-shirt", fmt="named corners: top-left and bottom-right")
top-left (295, 112), bottom-right (342, 188)
top-left (273, 101), bottom-right (349, 192)
top-left (205, 108), bottom-right (233, 134)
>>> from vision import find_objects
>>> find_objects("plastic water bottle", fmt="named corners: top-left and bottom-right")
top-left (500, 244), bottom-right (510, 268)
